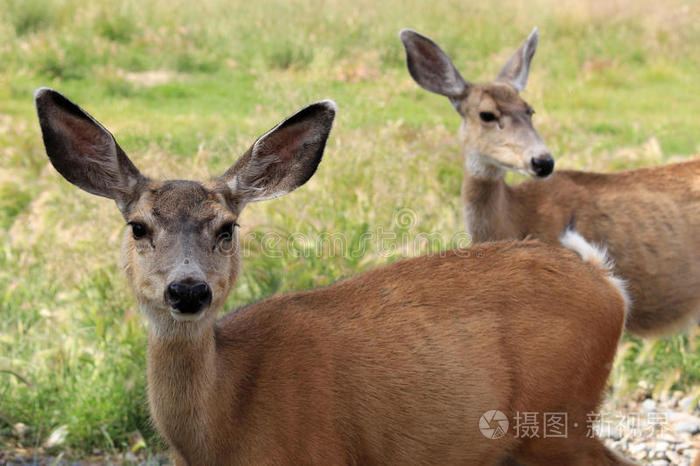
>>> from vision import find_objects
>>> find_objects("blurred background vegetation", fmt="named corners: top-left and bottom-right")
top-left (0, 0), bottom-right (698, 457)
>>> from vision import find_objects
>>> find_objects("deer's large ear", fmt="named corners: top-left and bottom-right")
top-left (496, 27), bottom-right (539, 92)
top-left (34, 88), bottom-right (145, 213)
top-left (399, 29), bottom-right (470, 107)
top-left (219, 100), bottom-right (336, 209)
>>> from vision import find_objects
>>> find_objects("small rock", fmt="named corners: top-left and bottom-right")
top-left (44, 424), bottom-right (69, 448)
top-left (124, 451), bottom-right (138, 462)
top-left (650, 461), bottom-right (669, 466)
top-left (639, 381), bottom-right (652, 391)
top-left (643, 399), bottom-right (659, 414)
top-left (630, 443), bottom-right (650, 454)
top-left (668, 412), bottom-right (700, 424)
top-left (679, 396), bottom-right (698, 413)
top-left (666, 450), bottom-right (682, 464)
top-left (658, 434), bottom-right (681, 443)
top-left (665, 399), bottom-right (679, 410)
top-left (11, 423), bottom-right (28, 439)
top-left (631, 442), bottom-right (650, 459)
top-left (655, 440), bottom-right (671, 452)
top-left (600, 427), bottom-right (622, 440)
top-left (673, 422), bottom-right (700, 435)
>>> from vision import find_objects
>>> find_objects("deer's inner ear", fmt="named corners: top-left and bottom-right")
top-left (57, 112), bottom-right (114, 159)
top-left (218, 100), bottom-right (336, 207)
top-left (34, 88), bottom-right (145, 214)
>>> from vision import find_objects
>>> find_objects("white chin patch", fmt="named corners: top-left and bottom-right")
top-left (170, 309), bottom-right (206, 322)
top-left (494, 161), bottom-right (531, 177)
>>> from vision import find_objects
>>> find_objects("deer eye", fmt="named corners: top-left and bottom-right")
top-left (217, 222), bottom-right (239, 243)
top-left (479, 112), bottom-right (497, 123)
top-left (128, 222), bottom-right (148, 239)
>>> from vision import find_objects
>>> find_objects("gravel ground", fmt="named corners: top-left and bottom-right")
top-left (0, 450), bottom-right (167, 466)
top-left (2, 393), bottom-right (698, 465)
top-left (600, 391), bottom-right (700, 465)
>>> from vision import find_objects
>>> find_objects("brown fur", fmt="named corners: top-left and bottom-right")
top-left (146, 241), bottom-right (630, 465)
top-left (462, 158), bottom-right (700, 336)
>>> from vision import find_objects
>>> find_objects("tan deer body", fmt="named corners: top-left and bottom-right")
top-left (148, 244), bottom-right (629, 465)
top-left (35, 88), bottom-right (633, 464)
top-left (463, 162), bottom-right (700, 335)
top-left (401, 28), bottom-right (700, 337)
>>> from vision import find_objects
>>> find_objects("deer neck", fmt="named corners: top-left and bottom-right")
top-left (461, 148), bottom-right (517, 243)
top-left (146, 325), bottom-right (221, 461)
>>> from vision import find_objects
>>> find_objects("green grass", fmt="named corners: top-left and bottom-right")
top-left (0, 0), bottom-right (698, 456)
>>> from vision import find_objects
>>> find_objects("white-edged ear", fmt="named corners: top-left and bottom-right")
top-left (34, 87), bottom-right (145, 214)
top-left (399, 29), bottom-right (470, 106)
top-left (496, 27), bottom-right (539, 92)
top-left (218, 100), bottom-right (336, 209)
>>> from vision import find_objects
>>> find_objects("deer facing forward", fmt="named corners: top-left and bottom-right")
top-left (400, 27), bottom-right (700, 337)
top-left (35, 88), bottom-right (632, 464)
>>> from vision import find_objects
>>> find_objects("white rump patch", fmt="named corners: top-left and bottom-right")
top-left (560, 228), bottom-right (631, 317)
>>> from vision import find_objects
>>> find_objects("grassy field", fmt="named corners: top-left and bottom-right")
top-left (0, 0), bottom-right (698, 457)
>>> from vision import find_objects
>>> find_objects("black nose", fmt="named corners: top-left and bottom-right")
top-left (531, 155), bottom-right (554, 177)
top-left (166, 280), bottom-right (212, 314)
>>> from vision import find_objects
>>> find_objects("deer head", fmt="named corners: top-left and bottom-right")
top-left (35, 88), bottom-right (336, 339)
top-left (400, 27), bottom-right (554, 179)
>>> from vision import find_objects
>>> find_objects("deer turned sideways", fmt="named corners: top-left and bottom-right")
top-left (400, 27), bottom-right (700, 337)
